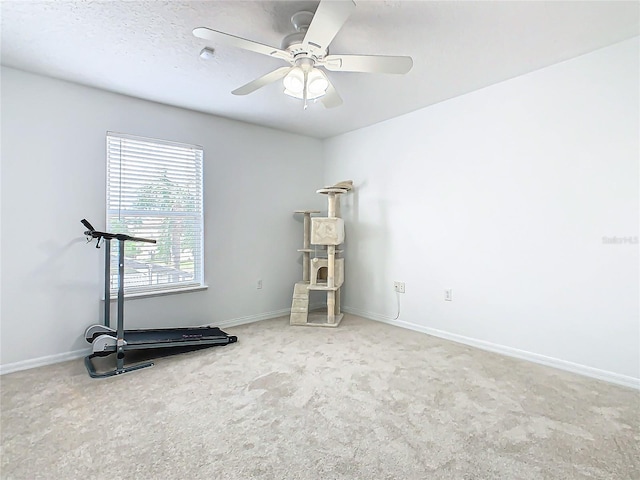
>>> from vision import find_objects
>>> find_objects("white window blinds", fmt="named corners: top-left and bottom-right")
top-left (106, 132), bottom-right (204, 294)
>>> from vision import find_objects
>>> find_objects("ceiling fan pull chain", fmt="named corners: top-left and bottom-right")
top-left (303, 69), bottom-right (309, 110)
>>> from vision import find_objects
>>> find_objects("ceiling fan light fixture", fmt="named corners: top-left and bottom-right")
top-left (308, 69), bottom-right (329, 95)
top-left (284, 88), bottom-right (325, 101)
top-left (283, 67), bottom-right (328, 101)
top-left (283, 67), bottom-right (305, 94)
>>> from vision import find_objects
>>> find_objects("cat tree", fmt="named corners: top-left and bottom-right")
top-left (290, 180), bottom-right (352, 327)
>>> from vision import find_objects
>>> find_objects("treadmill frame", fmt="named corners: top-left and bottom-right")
top-left (83, 229), bottom-right (236, 378)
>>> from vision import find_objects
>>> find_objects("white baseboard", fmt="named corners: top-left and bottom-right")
top-left (212, 305), bottom-right (330, 329)
top-left (308, 302), bottom-right (328, 312)
top-left (0, 348), bottom-right (91, 376)
top-left (212, 308), bottom-right (291, 329)
top-left (343, 306), bottom-right (640, 391)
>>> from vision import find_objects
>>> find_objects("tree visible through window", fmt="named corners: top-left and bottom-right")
top-left (106, 132), bottom-right (204, 294)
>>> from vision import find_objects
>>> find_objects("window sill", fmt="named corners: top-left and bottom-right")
top-left (104, 285), bottom-right (208, 301)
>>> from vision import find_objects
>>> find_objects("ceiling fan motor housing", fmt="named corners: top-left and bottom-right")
top-left (281, 11), bottom-right (328, 63)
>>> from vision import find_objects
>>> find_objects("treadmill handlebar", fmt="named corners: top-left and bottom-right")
top-left (81, 219), bottom-right (95, 231)
top-left (81, 219), bottom-right (157, 245)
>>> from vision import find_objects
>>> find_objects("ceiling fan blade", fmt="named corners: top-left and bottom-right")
top-left (321, 79), bottom-right (343, 109)
top-left (302, 0), bottom-right (356, 52)
top-left (193, 27), bottom-right (290, 62)
top-left (232, 67), bottom-right (293, 96)
top-left (323, 54), bottom-right (413, 74)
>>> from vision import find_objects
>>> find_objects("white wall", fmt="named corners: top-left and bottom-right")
top-left (0, 67), bottom-right (324, 368)
top-left (324, 38), bottom-right (639, 386)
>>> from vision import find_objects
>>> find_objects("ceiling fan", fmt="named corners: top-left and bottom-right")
top-left (193, 0), bottom-right (413, 109)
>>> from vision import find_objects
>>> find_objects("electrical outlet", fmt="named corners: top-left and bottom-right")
top-left (257, 279), bottom-right (263, 289)
top-left (394, 281), bottom-right (405, 294)
top-left (445, 289), bottom-right (452, 301)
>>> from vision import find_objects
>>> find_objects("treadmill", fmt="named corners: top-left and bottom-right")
top-left (81, 219), bottom-right (237, 378)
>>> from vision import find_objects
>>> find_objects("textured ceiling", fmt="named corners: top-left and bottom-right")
top-left (1, 1), bottom-right (639, 139)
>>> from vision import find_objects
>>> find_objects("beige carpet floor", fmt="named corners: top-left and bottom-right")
top-left (1, 314), bottom-right (638, 479)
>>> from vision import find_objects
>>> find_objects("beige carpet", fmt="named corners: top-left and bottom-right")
top-left (1, 314), bottom-right (638, 479)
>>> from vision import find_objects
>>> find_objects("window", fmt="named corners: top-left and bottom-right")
top-left (106, 132), bottom-right (204, 295)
